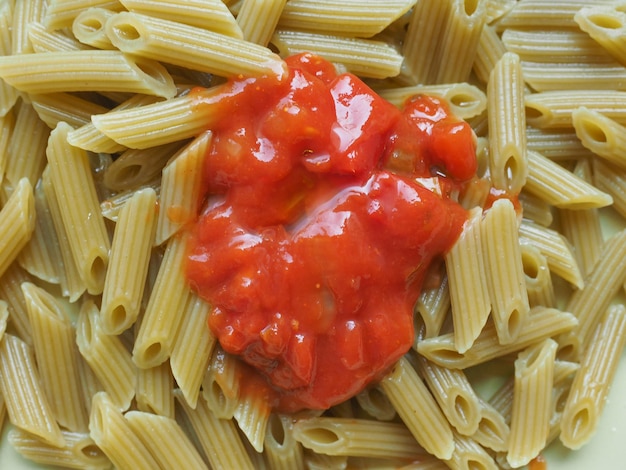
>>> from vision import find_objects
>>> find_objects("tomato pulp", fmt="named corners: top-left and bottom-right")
top-left (185, 53), bottom-right (477, 412)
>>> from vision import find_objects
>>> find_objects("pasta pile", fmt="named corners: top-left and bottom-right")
top-left (0, 0), bottom-right (625, 468)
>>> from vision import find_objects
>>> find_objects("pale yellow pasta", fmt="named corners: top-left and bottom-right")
top-left (169, 293), bottom-right (215, 408)
top-left (471, 399), bottom-right (510, 452)
top-left (401, 0), bottom-right (452, 84)
top-left (11, 0), bottom-right (46, 54)
top-left (132, 231), bottom-right (192, 368)
top-left (520, 243), bottom-right (555, 308)
top-left (30, 93), bottom-right (109, 130)
top-left (495, 0), bottom-right (615, 29)
top-left (278, 0), bottom-right (414, 38)
top-left (0, 263), bottom-right (34, 343)
top-left (120, 0), bottom-right (243, 38)
top-left (88, 87), bottom-right (224, 149)
top-left (27, 21), bottom-right (89, 53)
top-left (378, 83), bottom-right (487, 120)
top-left (473, 24), bottom-right (506, 84)
top-left (525, 150), bottom-right (613, 209)
top-left (22, 282), bottom-right (89, 432)
top-left (89, 391), bottom-right (159, 469)
top-left (264, 414), bottom-right (306, 470)
top-left (518, 190), bottom-right (553, 227)
top-left (175, 390), bottom-right (255, 470)
top-left (484, 0), bottom-right (516, 24)
top-left (17, 181), bottom-right (64, 285)
top-left (488, 52), bottom-right (527, 194)
top-left (292, 416), bottom-right (425, 460)
top-left (237, 0), bottom-right (287, 46)
top-left (573, 106), bottom-right (626, 169)
top-left (417, 307), bottom-right (577, 369)
top-left (156, 131), bottom-right (211, 245)
top-left (525, 90), bottom-right (626, 128)
top-left (560, 305), bottom-right (626, 449)
top-left (0, 178), bottom-right (35, 279)
top-left (8, 428), bottom-right (111, 470)
top-left (4, 103), bottom-right (49, 188)
top-left (557, 229), bottom-right (626, 361)
top-left (0, 111), bottom-right (14, 185)
top-left (100, 179), bottom-right (160, 222)
top-left (0, 334), bottom-right (64, 447)
top-left (135, 361), bottom-right (174, 418)
top-left (482, 198), bottom-right (529, 344)
top-left (41, 167), bottom-right (86, 302)
top-left (559, 160), bottom-right (604, 277)
top-left (414, 274), bottom-right (450, 339)
top-left (501, 28), bottom-right (613, 64)
top-left (271, 29), bottom-right (403, 79)
top-left (0, 50), bottom-right (177, 98)
top-left (234, 383), bottom-right (272, 453)
top-left (202, 345), bottom-right (242, 419)
top-left (72, 7), bottom-right (116, 49)
top-left (519, 220), bottom-right (583, 289)
top-left (444, 208), bottom-right (490, 353)
top-left (416, 354), bottom-right (482, 436)
top-left (522, 62), bottom-right (626, 92)
top-left (76, 301), bottom-right (136, 411)
top-left (100, 187), bottom-right (157, 335)
top-left (0, 3), bottom-right (18, 117)
top-left (124, 410), bottom-right (207, 468)
top-left (67, 93), bottom-right (162, 153)
top-left (434, 0), bottom-right (487, 84)
top-left (507, 338), bottom-right (557, 468)
top-left (380, 356), bottom-right (455, 460)
top-left (355, 386), bottom-right (396, 422)
top-left (106, 12), bottom-right (286, 78)
top-left (526, 126), bottom-right (594, 161)
top-left (46, 122), bottom-right (111, 295)
top-left (575, 6), bottom-right (626, 68)
top-left (44, 0), bottom-right (124, 30)
top-left (445, 431), bottom-right (497, 470)
top-left (593, 159), bottom-right (626, 219)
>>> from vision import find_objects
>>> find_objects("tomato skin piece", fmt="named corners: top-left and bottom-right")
top-left (185, 54), bottom-right (476, 412)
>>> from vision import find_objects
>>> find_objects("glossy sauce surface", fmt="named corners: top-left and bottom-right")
top-left (186, 54), bottom-right (477, 411)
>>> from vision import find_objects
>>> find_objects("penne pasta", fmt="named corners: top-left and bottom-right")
top-left (135, 361), bottom-right (174, 418)
top-left (156, 131), bottom-right (211, 245)
top-left (445, 208), bottom-right (490, 353)
top-left (481, 198), bottom-right (529, 344)
top-left (72, 7), bottom-right (117, 49)
top-left (292, 417), bottom-right (425, 460)
top-left (524, 150), bottom-right (613, 209)
top-left (22, 282), bottom-right (89, 432)
top-left (271, 29), bottom-right (402, 79)
top-left (417, 308), bottom-right (577, 369)
top-left (560, 305), bottom-right (626, 449)
top-left (487, 52), bottom-right (527, 194)
top-left (507, 338), bottom-right (557, 468)
top-left (106, 12), bottom-right (286, 78)
top-left (0, 50), bottom-right (177, 98)
top-left (100, 187), bottom-right (157, 335)
top-left (119, 0), bottom-right (243, 38)
top-left (573, 106), bottom-right (626, 170)
top-left (0, 334), bottom-right (65, 447)
top-left (0, 178), bottom-right (35, 279)
top-left (132, 231), bottom-right (192, 369)
top-left (46, 122), bottom-right (111, 295)
top-left (575, 6), bottom-right (626, 68)
top-left (237, 0), bottom-right (287, 46)
top-left (264, 413), bottom-right (306, 470)
top-left (380, 357), bottom-right (455, 460)
top-left (89, 391), bottom-right (160, 469)
top-left (125, 410), bottom-right (207, 468)
top-left (76, 301), bottom-right (136, 411)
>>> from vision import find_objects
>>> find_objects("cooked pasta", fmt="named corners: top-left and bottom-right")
top-left (2, 1), bottom-right (626, 468)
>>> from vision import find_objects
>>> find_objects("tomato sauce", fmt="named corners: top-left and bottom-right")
top-left (185, 53), bottom-right (477, 412)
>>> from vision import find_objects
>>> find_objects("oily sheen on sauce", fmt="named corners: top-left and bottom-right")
top-left (185, 53), bottom-right (477, 412)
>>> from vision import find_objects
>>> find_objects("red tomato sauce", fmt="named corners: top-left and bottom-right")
top-left (185, 53), bottom-right (477, 412)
